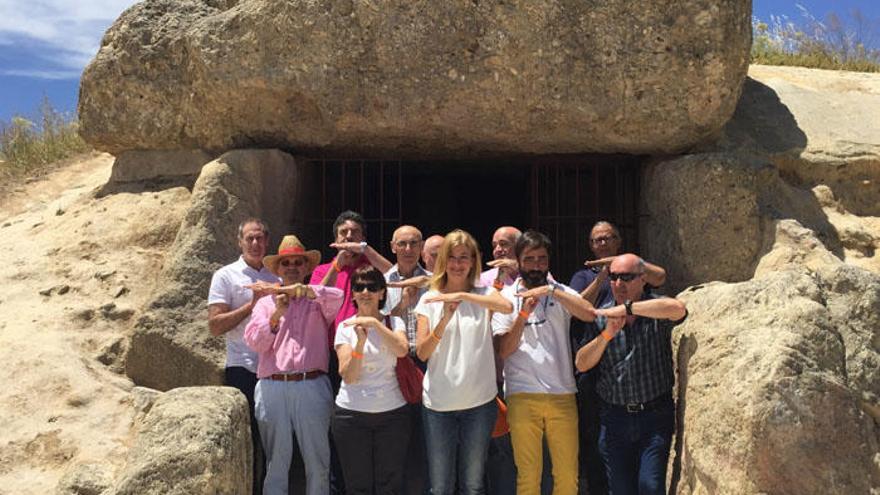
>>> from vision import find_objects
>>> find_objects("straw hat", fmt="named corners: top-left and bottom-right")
top-left (263, 235), bottom-right (321, 276)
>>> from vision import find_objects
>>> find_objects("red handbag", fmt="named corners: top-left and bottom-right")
top-left (396, 355), bottom-right (424, 404)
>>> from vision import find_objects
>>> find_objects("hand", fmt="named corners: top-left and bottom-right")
top-left (334, 249), bottom-right (356, 267)
top-left (278, 283), bottom-right (315, 299)
top-left (400, 285), bottom-right (419, 309)
top-left (516, 285), bottom-right (551, 300)
top-left (353, 324), bottom-right (367, 342)
top-left (387, 275), bottom-right (431, 289)
top-left (487, 258), bottom-right (518, 276)
top-left (330, 242), bottom-right (366, 254)
top-left (425, 292), bottom-right (464, 304)
top-left (596, 305), bottom-right (626, 319)
top-left (605, 315), bottom-right (625, 335)
top-left (521, 296), bottom-right (538, 314)
top-left (274, 293), bottom-right (290, 312)
top-left (344, 316), bottom-right (379, 330)
top-left (246, 281), bottom-right (281, 300)
top-left (584, 256), bottom-right (617, 268)
top-left (442, 301), bottom-right (460, 318)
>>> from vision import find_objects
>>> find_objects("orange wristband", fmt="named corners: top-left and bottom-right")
top-left (332, 258), bottom-right (342, 272)
top-left (518, 310), bottom-right (530, 319)
top-left (493, 280), bottom-right (504, 291)
top-left (351, 350), bottom-right (364, 359)
top-left (601, 330), bottom-right (613, 342)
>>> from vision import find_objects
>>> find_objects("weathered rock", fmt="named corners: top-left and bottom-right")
top-left (125, 149), bottom-right (304, 390)
top-left (109, 387), bottom-right (251, 495)
top-left (80, 0), bottom-right (750, 157)
top-left (715, 65), bottom-right (880, 216)
top-left (108, 150), bottom-right (214, 184)
top-left (640, 150), bottom-right (868, 292)
top-left (670, 248), bottom-right (880, 494)
top-left (56, 462), bottom-right (112, 495)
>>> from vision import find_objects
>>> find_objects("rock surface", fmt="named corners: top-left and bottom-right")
top-left (108, 149), bottom-right (215, 184)
top-left (126, 149), bottom-right (303, 391)
top-left (671, 232), bottom-right (880, 494)
top-left (79, 0), bottom-right (750, 157)
top-left (109, 387), bottom-right (252, 495)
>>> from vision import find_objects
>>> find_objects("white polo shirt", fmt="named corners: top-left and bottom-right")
top-left (492, 279), bottom-right (578, 396)
top-left (414, 286), bottom-right (498, 411)
top-left (208, 256), bottom-right (280, 373)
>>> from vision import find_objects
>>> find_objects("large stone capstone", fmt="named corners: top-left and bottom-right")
top-left (79, 0), bottom-right (750, 157)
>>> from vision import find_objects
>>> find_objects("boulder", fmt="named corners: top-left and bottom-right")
top-left (108, 150), bottom-right (215, 184)
top-left (716, 65), bottom-right (880, 216)
top-left (670, 238), bottom-right (880, 494)
top-left (79, 0), bottom-right (750, 157)
top-left (109, 387), bottom-right (251, 495)
top-left (640, 150), bottom-right (874, 292)
top-left (125, 149), bottom-right (303, 390)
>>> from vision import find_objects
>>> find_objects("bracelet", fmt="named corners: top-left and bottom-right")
top-left (493, 280), bottom-right (504, 291)
top-left (547, 283), bottom-right (557, 297)
top-left (358, 241), bottom-right (368, 253)
top-left (332, 258), bottom-right (342, 272)
top-left (431, 331), bottom-right (443, 343)
top-left (351, 350), bottom-right (364, 359)
top-left (518, 309), bottom-right (530, 319)
top-left (601, 330), bottom-right (613, 342)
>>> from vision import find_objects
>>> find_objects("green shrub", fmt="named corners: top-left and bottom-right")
top-left (0, 96), bottom-right (91, 180)
top-left (751, 8), bottom-right (880, 72)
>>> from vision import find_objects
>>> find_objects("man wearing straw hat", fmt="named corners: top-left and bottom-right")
top-left (245, 235), bottom-right (344, 495)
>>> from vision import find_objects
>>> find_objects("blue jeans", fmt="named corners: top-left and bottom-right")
top-left (423, 399), bottom-right (498, 495)
top-left (598, 396), bottom-right (674, 495)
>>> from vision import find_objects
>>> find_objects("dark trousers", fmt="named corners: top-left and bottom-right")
top-left (402, 403), bottom-right (429, 495)
top-left (598, 396), bottom-right (674, 495)
top-left (332, 404), bottom-right (412, 495)
top-left (576, 371), bottom-right (609, 495)
top-left (225, 366), bottom-right (265, 495)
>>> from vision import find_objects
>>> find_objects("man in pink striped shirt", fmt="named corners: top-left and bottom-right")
top-left (245, 235), bottom-right (344, 495)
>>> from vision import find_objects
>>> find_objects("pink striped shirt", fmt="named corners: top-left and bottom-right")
top-left (244, 285), bottom-right (344, 379)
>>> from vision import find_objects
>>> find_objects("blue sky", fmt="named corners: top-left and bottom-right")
top-left (0, 0), bottom-right (877, 123)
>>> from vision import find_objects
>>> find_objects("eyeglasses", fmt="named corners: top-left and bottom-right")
top-left (394, 240), bottom-right (422, 249)
top-left (351, 282), bottom-right (383, 293)
top-left (608, 272), bottom-right (640, 282)
top-left (590, 235), bottom-right (618, 245)
top-left (280, 258), bottom-right (306, 267)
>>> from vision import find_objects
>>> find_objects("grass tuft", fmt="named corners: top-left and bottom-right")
top-left (751, 7), bottom-right (880, 73)
top-left (0, 96), bottom-right (91, 182)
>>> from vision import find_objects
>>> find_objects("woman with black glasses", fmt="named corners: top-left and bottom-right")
top-left (332, 265), bottom-right (411, 495)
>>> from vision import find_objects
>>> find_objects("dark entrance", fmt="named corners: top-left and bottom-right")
top-left (297, 156), bottom-right (640, 284)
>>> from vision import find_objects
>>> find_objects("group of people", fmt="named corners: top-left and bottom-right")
top-left (208, 211), bottom-right (688, 495)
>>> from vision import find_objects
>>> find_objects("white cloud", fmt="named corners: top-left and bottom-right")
top-left (0, 0), bottom-right (136, 78)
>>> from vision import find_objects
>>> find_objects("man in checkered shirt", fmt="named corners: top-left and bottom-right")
top-left (575, 253), bottom-right (688, 495)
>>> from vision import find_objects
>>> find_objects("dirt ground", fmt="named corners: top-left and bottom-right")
top-left (0, 153), bottom-right (190, 494)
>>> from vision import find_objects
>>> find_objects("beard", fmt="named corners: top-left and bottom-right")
top-left (520, 269), bottom-right (548, 288)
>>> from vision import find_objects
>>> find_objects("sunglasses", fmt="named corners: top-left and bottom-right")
top-left (279, 258), bottom-right (306, 267)
top-left (608, 272), bottom-right (640, 282)
top-left (590, 235), bottom-right (618, 245)
top-left (351, 282), bottom-right (383, 293)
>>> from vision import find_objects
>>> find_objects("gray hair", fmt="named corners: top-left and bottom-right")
top-left (237, 218), bottom-right (269, 239)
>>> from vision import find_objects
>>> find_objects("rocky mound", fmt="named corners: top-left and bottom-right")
top-left (79, 0), bottom-right (750, 156)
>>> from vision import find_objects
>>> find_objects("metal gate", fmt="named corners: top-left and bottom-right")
top-left (303, 157), bottom-right (640, 284)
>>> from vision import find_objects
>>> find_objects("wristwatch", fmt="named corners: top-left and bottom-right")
top-left (547, 283), bottom-right (557, 297)
top-left (624, 299), bottom-right (633, 316)
top-left (358, 241), bottom-right (368, 253)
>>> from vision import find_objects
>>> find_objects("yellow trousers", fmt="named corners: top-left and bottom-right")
top-left (507, 393), bottom-right (579, 495)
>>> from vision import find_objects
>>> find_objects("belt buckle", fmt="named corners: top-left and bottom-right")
top-left (625, 403), bottom-right (644, 413)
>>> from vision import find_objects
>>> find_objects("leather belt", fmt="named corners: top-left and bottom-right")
top-left (268, 370), bottom-right (325, 382)
top-left (605, 392), bottom-right (673, 413)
